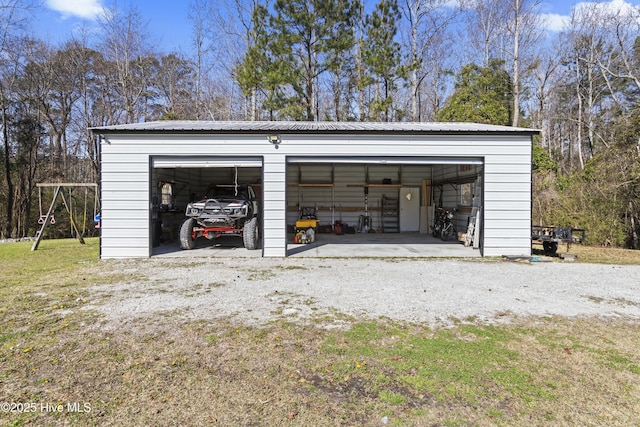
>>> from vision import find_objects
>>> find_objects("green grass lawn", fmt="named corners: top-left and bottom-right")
top-left (1, 239), bottom-right (639, 426)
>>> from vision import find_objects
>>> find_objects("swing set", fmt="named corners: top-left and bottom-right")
top-left (31, 183), bottom-right (100, 251)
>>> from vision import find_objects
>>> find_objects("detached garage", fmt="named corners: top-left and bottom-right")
top-left (92, 121), bottom-right (537, 259)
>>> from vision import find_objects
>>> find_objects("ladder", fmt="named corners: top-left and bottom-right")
top-left (465, 198), bottom-right (482, 248)
top-left (465, 208), bottom-right (477, 247)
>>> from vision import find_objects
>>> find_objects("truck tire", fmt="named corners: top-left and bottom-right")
top-left (243, 217), bottom-right (259, 250)
top-left (179, 218), bottom-right (197, 250)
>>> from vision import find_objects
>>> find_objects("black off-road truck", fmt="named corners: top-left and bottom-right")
top-left (179, 184), bottom-right (260, 250)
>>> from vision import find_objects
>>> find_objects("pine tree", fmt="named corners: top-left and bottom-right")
top-left (362, 0), bottom-right (403, 121)
top-left (436, 60), bottom-right (513, 125)
top-left (266, 0), bottom-right (359, 120)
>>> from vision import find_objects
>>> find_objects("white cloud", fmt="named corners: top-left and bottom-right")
top-left (542, 0), bottom-right (640, 32)
top-left (574, 0), bottom-right (638, 16)
top-left (46, 0), bottom-right (106, 20)
top-left (539, 13), bottom-right (568, 32)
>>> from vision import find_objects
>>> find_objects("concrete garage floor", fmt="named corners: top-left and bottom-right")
top-left (153, 232), bottom-right (480, 258)
top-left (288, 232), bottom-right (479, 257)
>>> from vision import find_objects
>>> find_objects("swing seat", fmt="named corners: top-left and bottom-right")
top-left (37, 215), bottom-right (55, 225)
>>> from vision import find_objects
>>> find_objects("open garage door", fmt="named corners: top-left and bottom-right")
top-left (151, 156), bottom-right (263, 256)
top-left (287, 156), bottom-right (483, 165)
top-left (153, 156), bottom-right (262, 168)
top-left (286, 157), bottom-right (483, 257)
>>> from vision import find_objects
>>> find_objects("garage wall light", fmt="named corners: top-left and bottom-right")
top-left (268, 135), bottom-right (281, 149)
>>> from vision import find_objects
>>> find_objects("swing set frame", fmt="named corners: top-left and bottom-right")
top-left (31, 183), bottom-right (99, 251)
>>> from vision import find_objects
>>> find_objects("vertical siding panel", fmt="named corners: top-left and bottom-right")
top-left (100, 152), bottom-right (150, 258)
top-left (262, 154), bottom-right (287, 257)
top-left (483, 149), bottom-right (532, 257)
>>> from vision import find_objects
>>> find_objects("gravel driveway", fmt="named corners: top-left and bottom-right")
top-left (86, 257), bottom-right (640, 330)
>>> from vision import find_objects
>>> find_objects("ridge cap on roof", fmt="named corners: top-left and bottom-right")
top-left (91, 120), bottom-right (539, 134)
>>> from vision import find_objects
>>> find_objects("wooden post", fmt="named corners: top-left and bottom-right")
top-left (60, 190), bottom-right (86, 245)
top-left (421, 179), bottom-right (433, 233)
top-left (31, 186), bottom-right (61, 251)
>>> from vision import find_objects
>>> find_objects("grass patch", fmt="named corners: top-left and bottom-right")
top-left (0, 239), bottom-right (102, 333)
top-left (321, 322), bottom-right (555, 410)
top-left (246, 267), bottom-right (275, 280)
top-left (276, 265), bottom-right (307, 270)
top-left (1, 239), bottom-right (640, 426)
top-left (535, 242), bottom-right (640, 264)
top-left (0, 238), bottom-right (99, 285)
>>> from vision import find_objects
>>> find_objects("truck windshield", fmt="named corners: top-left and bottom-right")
top-left (204, 186), bottom-right (248, 199)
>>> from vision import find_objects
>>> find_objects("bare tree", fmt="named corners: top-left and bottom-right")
top-left (503, 0), bottom-right (543, 126)
top-left (196, 0), bottom-right (265, 120)
top-left (29, 42), bottom-right (88, 175)
top-left (529, 47), bottom-right (561, 156)
top-left (596, 5), bottom-right (640, 96)
top-left (459, 0), bottom-right (506, 66)
top-left (559, 3), bottom-right (619, 169)
top-left (65, 32), bottom-right (107, 182)
top-left (153, 53), bottom-right (196, 119)
top-left (399, 0), bottom-right (457, 121)
top-left (187, 0), bottom-right (215, 119)
top-left (98, 4), bottom-right (154, 123)
top-left (0, 0), bottom-right (37, 238)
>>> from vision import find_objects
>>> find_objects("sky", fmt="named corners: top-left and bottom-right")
top-left (31, 0), bottom-right (640, 53)
top-left (34, 1), bottom-right (191, 51)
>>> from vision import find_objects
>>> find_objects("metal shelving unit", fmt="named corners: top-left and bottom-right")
top-left (381, 193), bottom-right (399, 233)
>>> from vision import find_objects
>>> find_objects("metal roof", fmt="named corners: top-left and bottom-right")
top-left (91, 120), bottom-right (539, 135)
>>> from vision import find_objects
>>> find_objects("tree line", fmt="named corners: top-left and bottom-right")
top-left (1, 0), bottom-right (639, 248)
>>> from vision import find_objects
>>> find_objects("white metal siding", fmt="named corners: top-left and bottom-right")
top-left (482, 150), bottom-right (532, 257)
top-left (262, 155), bottom-right (287, 256)
top-left (99, 132), bottom-right (532, 258)
top-left (100, 150), bottom-right (150, 258)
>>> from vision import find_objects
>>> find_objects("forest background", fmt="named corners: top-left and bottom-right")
top-left (1, 0), bottom-right (639, 249)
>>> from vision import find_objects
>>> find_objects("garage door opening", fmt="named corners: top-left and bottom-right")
top-left (150, 156), bottom-right (263, 256)
top-left (286, 157), bottom-right (483, 257)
